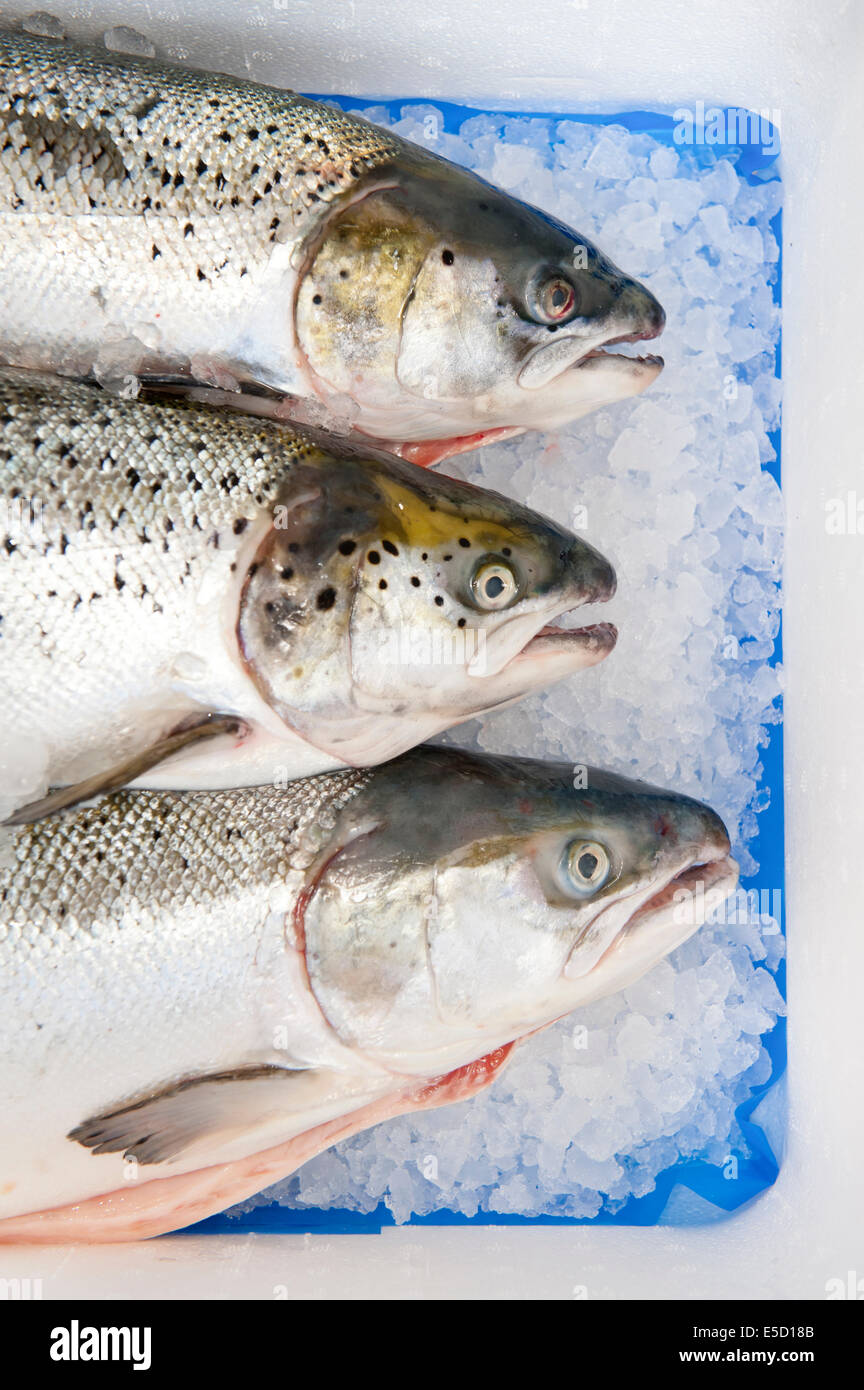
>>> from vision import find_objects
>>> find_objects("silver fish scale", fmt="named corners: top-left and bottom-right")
top-left (0, 768), bottom-right (372, 954)
top-left (0, 372), bottom-right (316, 743)
top-left (0, 369), bottom-right (312, 550)
top-left (0, 31), bottom-right (400, 280)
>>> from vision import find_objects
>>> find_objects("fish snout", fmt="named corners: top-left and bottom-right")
top-left (619, 278), bottom-right (666, 341)
top-left (671, 799), bottom-right (733, 868)
top-left (640, 288), bottom-right (666, 341)
top-left (698, 803), bottom-right (733, 860)
top-left (566, 540), bottom-right (617, 605)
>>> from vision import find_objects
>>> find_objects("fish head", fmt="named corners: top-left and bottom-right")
top-left (302, 747), bottom-right (737, 1072)
top-left (295, 155), bottom-right (664, 461)
top-left (237, 439), bottom-right (616, 766)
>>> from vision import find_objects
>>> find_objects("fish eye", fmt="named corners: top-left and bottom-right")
top-left (529, 273), bottom-right (578, 325)
top-left (470, 558), bottom-right (519, 610)
top-left (561, 840), bottom-right (610, 896)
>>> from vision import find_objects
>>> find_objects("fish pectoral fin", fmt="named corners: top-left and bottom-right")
top-left (68, 1064), bottom-right (327, 1166)
top-left (2, 715), bottom-right (246, 827)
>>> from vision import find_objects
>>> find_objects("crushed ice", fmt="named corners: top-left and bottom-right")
top-left (230, 106), bottom-right (784, 1225)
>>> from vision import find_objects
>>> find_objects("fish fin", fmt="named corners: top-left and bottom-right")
top-left (68, 1063), bottom-right (390, 1167)
top-left (5, 1045), bottom-right (521, 1242)
top-left (69, 1065), bottom-right (321, 1166)
top-left (2, 715), bottom-right (245, 827)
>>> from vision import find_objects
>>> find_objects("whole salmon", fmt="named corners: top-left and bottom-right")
top-left (0, 369), bottom-right (616, 818)
top-left (0, 29), bottom-right (664, 465)
top-left (0, 745), bottom-right (737, 1242)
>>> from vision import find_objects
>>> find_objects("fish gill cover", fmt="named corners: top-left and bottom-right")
top-left (188, 100), bottom-right (784, 1235)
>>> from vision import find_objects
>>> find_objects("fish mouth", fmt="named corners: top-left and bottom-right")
top-left (563, 847), bottom-right (737, 986)
top-left (471, 573), bottom-right (618, 681)
top-left (577, 336), bottom-right (666, 375)
top-left (624, 853), bottom-right (739, 934)
top-left (511, 619), bottom-right (618, 667)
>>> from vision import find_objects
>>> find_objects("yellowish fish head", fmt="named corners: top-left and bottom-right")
top-left (237, 436), bottom-right (616, 765)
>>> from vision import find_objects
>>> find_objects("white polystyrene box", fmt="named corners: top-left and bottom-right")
top-left (0, 0), bottom-right (860, 1300)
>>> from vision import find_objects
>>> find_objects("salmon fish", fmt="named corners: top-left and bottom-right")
top-left (0, 745), bottom-right (737, 1242)
top-left (0, 370), bottom-right (616, 821)
top-left (0, 29), bottom-right (664, 465)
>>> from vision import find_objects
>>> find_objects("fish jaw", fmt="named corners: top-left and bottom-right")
top-left (369, 350), bottom-right (663, 466)
top-left (488, 620), bottom-right (618, 690)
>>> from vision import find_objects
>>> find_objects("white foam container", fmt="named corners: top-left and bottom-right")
top-left (1, 0), bottom-right (861, 1299)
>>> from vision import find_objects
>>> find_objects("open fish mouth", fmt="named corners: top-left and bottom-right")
top-left (626, 853), bottom-right (739, 932)
top-left (475, 569), bottom-right (618, 679)
top-left (564, 846), bottom-right (739, 985)
top-left (511, 619), bottom-right (618, 665)
top-left (574, 319), bottom-right (667, 372)
top-left (538, 327), bottom-right (665, 380)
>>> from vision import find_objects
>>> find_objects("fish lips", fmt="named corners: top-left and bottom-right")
top-left (517, 327), bottom-right (665, 392)
top-left (472, 619), bottom-right (618, 690)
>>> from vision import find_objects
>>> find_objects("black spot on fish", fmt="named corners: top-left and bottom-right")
top-left (459, 537), bottom-right (470, 548)
top-left (196, 159), bottom-right (208, 176)
top-left (367, 550), bottom-right (380, 565)
top-left (434, 595), bottom-right (444, 606)
top-left (281, 567), bottom-right (294, 580)
top-left (151, 244), bottom-right (161, 260)
top-left (339, 268), bottom-right (349, 279)
top-left (378, 579), bottom-right (388, 590)
top-left (233, 519), bottom-right (248, 535)
top-left (248, 127), bottom-right (259, 139)
top-left (479, 201), bottom-right (489, 211)
top-left (411, 577), bottom-right (420, 587)
top-left (382, 539), bottom-right (398, 556)
top-left (442, 249), bottom-right (455, 265)
top-left (502, 547), bottom-right (512, 557)
top-left (338, 540), bottom-right (356, 556)
top-left (458, 617), bottom-right (466, 628)
top-left (316, 587), bottom-right (337, 611)
top-left (312, 293), bottom-right (322, 305)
